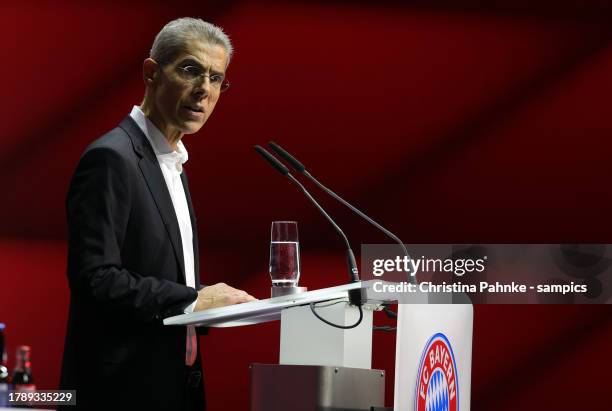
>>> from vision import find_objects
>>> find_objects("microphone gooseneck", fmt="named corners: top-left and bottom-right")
top-left (268, 141), bottom-right (415, 284)
top-left (254, 145), bottom-right (360, 285)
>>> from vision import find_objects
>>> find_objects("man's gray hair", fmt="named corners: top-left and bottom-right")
top-left (150, 17), bottom-right (233, 66)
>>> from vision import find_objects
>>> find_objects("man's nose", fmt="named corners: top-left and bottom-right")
top-left (193, 76), bottom-right (211, 98)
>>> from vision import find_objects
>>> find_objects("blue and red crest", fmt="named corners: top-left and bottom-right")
top-left (415, 333), bottom-right (459, 411)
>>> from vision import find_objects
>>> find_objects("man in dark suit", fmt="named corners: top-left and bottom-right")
top-left (59, 18), bottom-right (255, 411)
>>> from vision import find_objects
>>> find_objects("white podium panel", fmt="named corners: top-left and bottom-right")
top-left (280, 302), bottom-right (374, 369)
top-left (394, 304), bottom-right (473, 411)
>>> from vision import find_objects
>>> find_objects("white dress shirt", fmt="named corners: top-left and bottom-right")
top-left (129, 106), bottom-right (197, 313)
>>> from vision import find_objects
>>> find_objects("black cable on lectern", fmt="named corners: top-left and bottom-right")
top-left (309, 301), bottom-right (363, 329)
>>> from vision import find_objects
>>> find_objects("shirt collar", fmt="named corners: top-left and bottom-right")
top-left (129, 105), bottom-right (188, 173)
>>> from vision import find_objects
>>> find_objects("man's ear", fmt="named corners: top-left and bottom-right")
top-left (143, 58), bottom-right (158, 87)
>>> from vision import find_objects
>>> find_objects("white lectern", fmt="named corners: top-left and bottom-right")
top-left (164, 280), bottom-right (473, 411)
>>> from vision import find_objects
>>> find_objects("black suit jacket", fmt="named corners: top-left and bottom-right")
top-left (59, 116), bottom-right (205, 411)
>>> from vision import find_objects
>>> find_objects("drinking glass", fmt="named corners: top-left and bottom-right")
top-left (269, 221), bottom-right (300, 287)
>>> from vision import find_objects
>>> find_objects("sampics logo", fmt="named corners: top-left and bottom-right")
top-left (415, 333), bottom-right (459, 411)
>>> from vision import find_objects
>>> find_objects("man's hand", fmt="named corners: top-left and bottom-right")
top-left (194, 282), bottom-right (257, 311)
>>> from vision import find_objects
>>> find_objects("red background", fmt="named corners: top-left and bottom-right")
top-left (1, 1), bottom-right (612, 409)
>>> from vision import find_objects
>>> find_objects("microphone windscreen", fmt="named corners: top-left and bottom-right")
top-left (268, 141), bottom-right (306, 173)
top-left (254, 145), bottom-right (289, 176)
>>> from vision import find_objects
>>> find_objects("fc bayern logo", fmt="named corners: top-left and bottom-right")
top-left (415, 333), bottom-right (459, 411)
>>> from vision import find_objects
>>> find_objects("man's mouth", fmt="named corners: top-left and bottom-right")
top-left (184, 105), bottom-right (204, 114)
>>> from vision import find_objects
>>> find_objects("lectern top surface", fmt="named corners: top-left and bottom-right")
top-left (163, 280), bottom-right (392, 328)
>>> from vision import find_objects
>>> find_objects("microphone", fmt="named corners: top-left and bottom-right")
top-left (254, 145), bottom-right (360, 286)
top-left (267, 141), bottom-right (415, 284)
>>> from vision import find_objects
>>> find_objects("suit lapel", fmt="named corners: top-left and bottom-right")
top-left (119, 116), bottom-right (186, 284)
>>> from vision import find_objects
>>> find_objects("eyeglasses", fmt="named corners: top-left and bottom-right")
top-left (176, 65), bottom-right (230, 92)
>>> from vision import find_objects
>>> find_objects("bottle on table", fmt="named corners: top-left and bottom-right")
top-left (13, 345), bottom-right (35, 393)
top-left (0, 323), bottom-right (10, 407)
